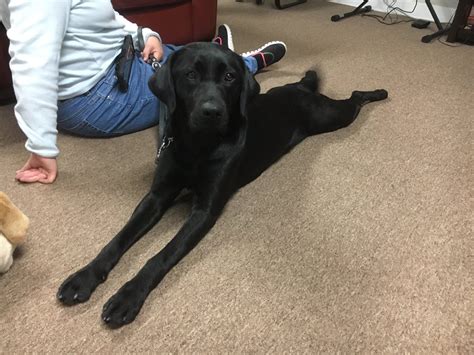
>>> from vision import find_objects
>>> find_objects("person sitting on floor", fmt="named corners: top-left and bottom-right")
top-left (0, 0), bottom-right (287, 184)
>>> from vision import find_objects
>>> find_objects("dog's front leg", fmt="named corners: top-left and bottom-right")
top-left (101, 189), bottom-right (229, 328)
top-left (57, 167), bottom-right (183, 306)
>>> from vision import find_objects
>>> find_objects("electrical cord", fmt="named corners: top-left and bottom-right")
top-left (362, 13), bottom-right (414, 25)
top-left (385, 0), bottom-right (418, 17)
top-left (362, 0), bottom-right (418, 25)
top-left (361, 0), bottom-right (468, 46)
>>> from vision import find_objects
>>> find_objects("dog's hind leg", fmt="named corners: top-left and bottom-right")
top-left (57, 172), bottom-right (182, 306)
top-left (308, 89), bottom-right (388, 135)
top-left (351, 89), bottom-right (388, 106)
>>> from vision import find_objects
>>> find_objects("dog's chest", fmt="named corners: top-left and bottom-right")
top-left (173, 142), bottom-right (238, 188)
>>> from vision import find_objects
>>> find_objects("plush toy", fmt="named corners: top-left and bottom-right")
top-left (0, 192), bottom-right (29, 273)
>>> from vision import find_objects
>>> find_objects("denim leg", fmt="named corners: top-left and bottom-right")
top-left (160, 44), bottom-right (181, 66)
top-left (57, 46), bottom-right (182, 137)
top-left (243, 55), bottom-right (258, 75)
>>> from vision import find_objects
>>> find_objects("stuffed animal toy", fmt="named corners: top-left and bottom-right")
top-left (0, 192), bottom-right (29, 273)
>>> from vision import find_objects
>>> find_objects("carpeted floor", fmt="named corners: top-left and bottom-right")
top-left (0, 0), bottom-right (472, 353)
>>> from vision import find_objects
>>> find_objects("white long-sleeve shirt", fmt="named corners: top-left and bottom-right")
top-left (0, 0), bottom-right (160, 157)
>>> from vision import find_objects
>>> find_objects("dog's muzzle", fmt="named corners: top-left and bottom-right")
top-left (200, 101), bottom-right (223, 120)
top-left (190, 100), bottom-right (229, 134)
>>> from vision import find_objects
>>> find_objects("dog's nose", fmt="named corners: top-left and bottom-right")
top-left (201, 102), bottom-right (222, 120)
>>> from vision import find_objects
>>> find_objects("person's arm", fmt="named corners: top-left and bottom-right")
top-left (8, 0), bottom-right (71, 183)
top-left (113, 11), bottom-right (163, 61)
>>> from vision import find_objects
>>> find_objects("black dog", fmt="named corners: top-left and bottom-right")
top-left (57, 42), bottom-right (387, 328)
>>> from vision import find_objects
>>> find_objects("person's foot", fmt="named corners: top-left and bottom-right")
top-left (242, 41), bottom-right (287, 71)
top-left (212, 24), bottom-right (234, 51)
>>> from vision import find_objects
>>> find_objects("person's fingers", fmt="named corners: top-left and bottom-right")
top-left (15, 170), bottom-right (32, 180)
top-left (16, 170), bottom-right (47, 183)
top-left (15, 173), bottom-right (41, 182)
top-left (18, 175), bottom-right (42, 183)
top-left (152, 50), bottom-right (163, 61)
top-left (16, 163), bottom-right (32, 174)
top-left (16, 168), bottom-right (45, 179)
top-left (142, 46), bottom-right (151, 61)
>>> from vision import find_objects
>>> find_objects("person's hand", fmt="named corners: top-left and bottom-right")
top-left (142, 36), bottom-right (163, 62)
top-left (15, 153), bottom-right (57, 184)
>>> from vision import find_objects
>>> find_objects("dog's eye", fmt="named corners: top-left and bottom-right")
top-left (186, 71), bottom-right (197, 80)
top-left (224, 73), bottom-right (235, 82)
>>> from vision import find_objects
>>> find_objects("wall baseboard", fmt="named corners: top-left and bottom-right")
top-left (327, 0), bottom-right (456, 23)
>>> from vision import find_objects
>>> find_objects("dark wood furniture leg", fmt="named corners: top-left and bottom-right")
top-left (447, 0), bottom-right (474, 43)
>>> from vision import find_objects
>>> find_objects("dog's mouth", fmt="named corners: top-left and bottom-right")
top-left (188, 116), bottom-right (230, 138)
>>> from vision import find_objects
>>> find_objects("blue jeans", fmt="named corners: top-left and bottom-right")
top-left (57, 45), bottom-right (258, 137)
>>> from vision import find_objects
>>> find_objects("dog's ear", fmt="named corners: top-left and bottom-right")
top-left (148, 55), bottom-right (176, 114)
top-left (240, 69), bottom-right (260, 117)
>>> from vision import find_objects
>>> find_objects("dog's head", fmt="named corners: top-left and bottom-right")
top-left (149, 42), bottom-right (260, 138)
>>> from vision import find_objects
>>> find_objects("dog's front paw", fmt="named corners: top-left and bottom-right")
top-left (101, 282), bottom-right (147, 328)
top-left (57, 266), bottom-right (105, 305)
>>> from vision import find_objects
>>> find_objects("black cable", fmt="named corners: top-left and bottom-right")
top-left (386, 0), bottom-right (418, 17)
top-left (362, 13), bottom-right (414, 25)
top-left (362, 0), bottom-right (418, 25)
top-left (362, 1), bottom-right (467, 46)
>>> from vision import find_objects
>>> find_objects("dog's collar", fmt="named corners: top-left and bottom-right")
top-left (155, 136), bottom-right (174, 164)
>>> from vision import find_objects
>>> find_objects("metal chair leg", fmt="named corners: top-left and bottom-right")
top-left (331, 0), bottom-right (372, 22)
top-left (420, 0), bottom-right (451, 43)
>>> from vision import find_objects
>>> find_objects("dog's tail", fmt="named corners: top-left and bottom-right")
top-left (299, 70), bottom-right (320, 93)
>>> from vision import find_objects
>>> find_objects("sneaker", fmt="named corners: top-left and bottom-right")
top-left (242, 41), bottom-right (287, 71)
top-left (212, 24), bottom-right (234, 51)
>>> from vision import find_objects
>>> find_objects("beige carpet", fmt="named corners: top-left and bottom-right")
top-left (0, 0), bottom-right (472, 352)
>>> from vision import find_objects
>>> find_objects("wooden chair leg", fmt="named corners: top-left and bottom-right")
top-left (447, 0), bottom-right (472, 43)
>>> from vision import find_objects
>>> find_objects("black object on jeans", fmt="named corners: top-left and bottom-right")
top-left (115, 35), bottom-right (135, 92)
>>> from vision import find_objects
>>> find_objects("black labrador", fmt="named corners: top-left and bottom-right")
top-left (57, 42), bottom-right (388, 328)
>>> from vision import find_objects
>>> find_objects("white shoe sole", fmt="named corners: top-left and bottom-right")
top-left (241, 41), bottom-right (287, 57)
top-left (223, 24), bottom-right (234, 51)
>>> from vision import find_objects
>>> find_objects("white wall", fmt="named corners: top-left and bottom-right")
top-left (328, 0), bottom-right (457, 23)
